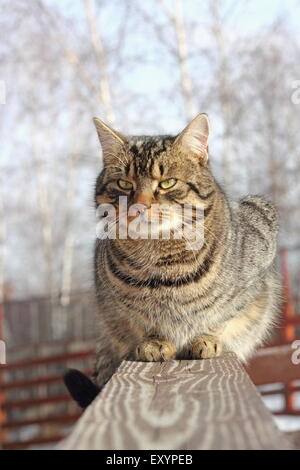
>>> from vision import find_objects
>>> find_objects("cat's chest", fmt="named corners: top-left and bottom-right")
top-left (141, 295), bottom-right (214, 350)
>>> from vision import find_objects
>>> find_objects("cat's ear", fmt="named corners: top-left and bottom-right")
top-left (93, 118), bottom-right (127, 165)
top-left (174, 113), bottom-right (210, 165)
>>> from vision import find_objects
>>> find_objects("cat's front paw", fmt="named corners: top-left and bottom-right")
top-left (134, 339), bottom-right (176, 362)
top-left (188, 335), bottom-right (222, 359)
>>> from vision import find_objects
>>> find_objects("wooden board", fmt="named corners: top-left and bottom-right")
top-left (57, 354), bottom-right (291, 450)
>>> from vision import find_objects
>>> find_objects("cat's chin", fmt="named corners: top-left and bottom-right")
top-left (115, 213), bottom-right (184, 241)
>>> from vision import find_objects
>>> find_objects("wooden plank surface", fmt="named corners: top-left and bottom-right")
top-left (58, 354), bottom-right (291, 450)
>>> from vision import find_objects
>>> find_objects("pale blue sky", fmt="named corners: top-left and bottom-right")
top-left (51, 0), bottom-right (300, 32)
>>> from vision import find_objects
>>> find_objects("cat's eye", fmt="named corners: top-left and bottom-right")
top-left (159, 178), bottom-right (177, 190)
top-left (118, 179), bottom-right (133, 190)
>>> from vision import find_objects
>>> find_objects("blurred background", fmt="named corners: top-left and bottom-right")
top-left (0, 0), bottom-right (300, 449)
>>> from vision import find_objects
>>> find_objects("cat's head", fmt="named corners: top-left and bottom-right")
top-left (94, 114), bottom-right (215, 244)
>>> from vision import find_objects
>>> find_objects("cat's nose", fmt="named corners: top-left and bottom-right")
top-left (133, 192), bottom-right (152, 210)
top-left (127, 192), bottom-right (152, 222)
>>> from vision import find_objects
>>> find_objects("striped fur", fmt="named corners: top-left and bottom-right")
top-left (91, 115), bottom-right (280, 391)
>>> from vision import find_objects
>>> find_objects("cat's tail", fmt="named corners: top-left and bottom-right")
top-left (63, 369), bottom-right (100, 409)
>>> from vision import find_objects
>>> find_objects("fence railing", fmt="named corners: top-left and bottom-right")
top-left (0, 346), bottom-right (94, 449)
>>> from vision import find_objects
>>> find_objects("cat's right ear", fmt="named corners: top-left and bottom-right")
top-left (93, 118), bottom-right (127, 165)
top-left (174, 113), bottom-right (210, 165)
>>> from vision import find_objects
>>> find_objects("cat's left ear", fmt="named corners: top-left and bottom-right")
top-left (174, 113), bottom-right (210, 165)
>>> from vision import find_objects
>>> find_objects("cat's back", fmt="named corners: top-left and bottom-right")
top-left (231, 195), bottom-right (279, 273)
top-left (238, 195), bottom-right (278, 229)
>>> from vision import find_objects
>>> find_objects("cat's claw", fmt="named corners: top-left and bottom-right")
top-left (134, 339), bottom-right (176, 362)
top-left (188, 335), bottom-right (222, 359)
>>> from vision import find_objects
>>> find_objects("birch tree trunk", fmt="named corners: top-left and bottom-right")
top-left (156, 0), bottom-right (197, 121)
top-left (31, 121), bottom-right (56, 302)
top-left (84, 0), bottom-right (115, 124)
top-left (172, 0), bottom-right (196, 120)
top-left (0, 185), bottom-right (5, 305)
top-left (210, 0), bottom-right (233, 187)
top-left (60, 127), bottom-right (79, 308)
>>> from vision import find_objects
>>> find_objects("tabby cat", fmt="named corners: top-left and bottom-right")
top-left (64, 113), bottom-right (280, 408)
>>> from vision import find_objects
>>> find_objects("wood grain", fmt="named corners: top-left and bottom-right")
top-left (58, 354), bottom-right (291, 450)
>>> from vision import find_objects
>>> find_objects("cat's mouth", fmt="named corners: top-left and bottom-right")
top-left (123, 204), bottom-right (183, 235)
top-left (96, 201), bottom-right (204, 249)
top-left (124, 203), bottom-right (203, 243)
